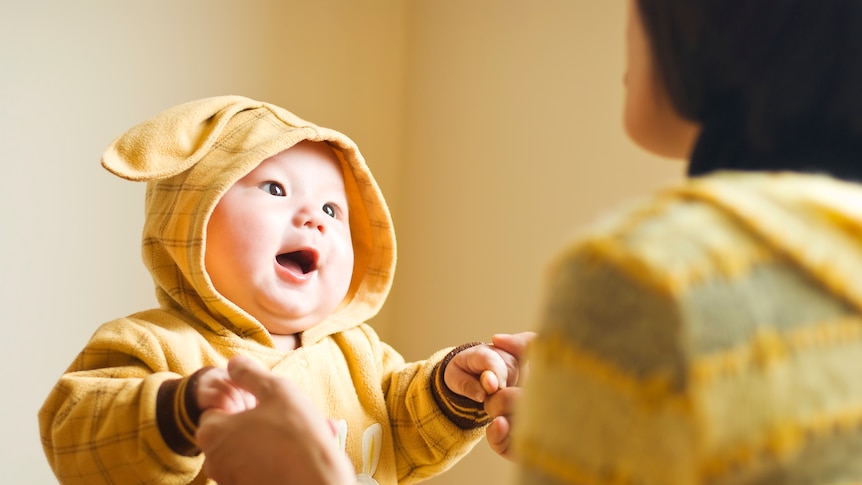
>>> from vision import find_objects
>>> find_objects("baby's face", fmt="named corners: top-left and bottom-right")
top-left (205, 141), bottom-right (354, 336)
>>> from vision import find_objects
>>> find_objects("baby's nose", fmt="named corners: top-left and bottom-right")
top-left (294, 206), bottom-right (327, 233)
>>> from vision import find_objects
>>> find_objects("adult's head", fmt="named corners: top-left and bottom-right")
top-left (626, 0), bottom-right (862, 180)
top-left (623, 0), bottom-right (699, 159)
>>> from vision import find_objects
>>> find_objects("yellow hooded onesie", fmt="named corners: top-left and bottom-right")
top-left (39, 96), bottom-right (488, 485)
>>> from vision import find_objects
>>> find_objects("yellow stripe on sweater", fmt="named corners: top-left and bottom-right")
top-left (534, 335), bottom-right (693, 413)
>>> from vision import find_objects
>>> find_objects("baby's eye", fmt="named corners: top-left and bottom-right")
top-left (260, 182), bottom-right (285, 197)
top-left (322, 203), bottom-right (336, 218)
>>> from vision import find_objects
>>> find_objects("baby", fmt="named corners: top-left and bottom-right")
top-left (39, 96), bottom-right (528, 484)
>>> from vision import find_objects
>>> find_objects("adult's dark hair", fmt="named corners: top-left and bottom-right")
top-left (635, 0), bottom-right (862, 180)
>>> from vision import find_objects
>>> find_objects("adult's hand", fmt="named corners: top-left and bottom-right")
top-left (196, 355), bottom-right (355, 485)
top-left (483, 332), bottom-right (536, 460)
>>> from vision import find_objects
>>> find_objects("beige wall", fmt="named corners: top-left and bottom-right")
top-left (392, 2), bottom-right (682, 483)
top-left (1, 1), bottom-right (681, 483)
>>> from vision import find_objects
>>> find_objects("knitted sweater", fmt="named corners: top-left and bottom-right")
top-left (514, 172), bottom-right (862, 484)
top-left (39, 96), bottom-right (488, 485)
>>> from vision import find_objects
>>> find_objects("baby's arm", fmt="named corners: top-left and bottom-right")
top-left (155, 366), bottom-right (257, 457)
top-left (39, 320), bottom-right (242, 484)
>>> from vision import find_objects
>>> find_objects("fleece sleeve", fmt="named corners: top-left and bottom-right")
top-left (359, 326), bottom-right (488, 484)
top-left (38, 319), bottom-right (210, 485)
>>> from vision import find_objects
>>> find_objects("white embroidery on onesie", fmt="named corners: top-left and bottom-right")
top-left (356, 423), bottom-right (382, 484)
top-left (333, 419), bottom-right (381, 483)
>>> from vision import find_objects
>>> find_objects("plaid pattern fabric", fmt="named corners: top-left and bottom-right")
top-left (39, 96), bottom-right (487, 484)
top-left (514, 172), bottom-right (862, 485)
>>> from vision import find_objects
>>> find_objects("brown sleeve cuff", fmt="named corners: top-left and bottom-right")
top-left (156, 367), bottom-right (213, 456)
top-left (430, 342), bottom-right (492, 430)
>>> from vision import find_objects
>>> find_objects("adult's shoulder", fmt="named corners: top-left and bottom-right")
top-left (549, 173), bottom-right (771, 297)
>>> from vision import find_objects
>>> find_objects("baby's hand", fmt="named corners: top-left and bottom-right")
top-left (196, 367), bottom-right (258, 414)
top-left (445, 332), bottom-right (534, 403)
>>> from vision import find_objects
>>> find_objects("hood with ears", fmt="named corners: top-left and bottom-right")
top-left (102, 95), bottom-right (396, 347)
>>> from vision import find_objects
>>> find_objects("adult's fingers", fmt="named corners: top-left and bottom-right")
top-left (196, 409), bottom-right (229, 453)
top-left (484, 386), bottom-right (521, 419)
top-left (491, 332), bottom-right (536, 360)
top-left (225, 355), bottom-right (280, 399)
top-left (485, 417), bottom-right (513, 460)
top-left (484, 387), bottom-right (520, 461)
top-left (492, 332), bottom-right (536, 384)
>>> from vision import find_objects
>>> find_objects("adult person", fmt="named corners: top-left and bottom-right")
top-left (514, 0), bottom-right (862, 483)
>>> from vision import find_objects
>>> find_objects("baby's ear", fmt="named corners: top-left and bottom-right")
top-left (101, 95), bottom-right (263, 182)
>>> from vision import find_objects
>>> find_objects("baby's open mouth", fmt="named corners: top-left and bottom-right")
top-left (276, 250), bottom-right (318, 274)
